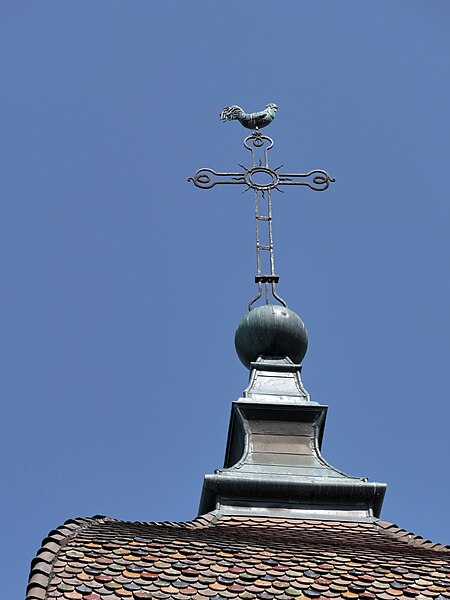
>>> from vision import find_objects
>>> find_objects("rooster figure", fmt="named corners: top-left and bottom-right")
top-left (220, 103), bottom-right (278, 130)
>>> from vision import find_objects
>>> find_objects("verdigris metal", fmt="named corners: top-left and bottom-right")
top-left (235, 304), bottom-right (308, 369)
top-left (198, 356), bottom-right (387, 520)
top-left (192, 107), bottom-right (387, 521)
top-left (220, 103), bottom-right (278, 129)
top-left (243, 357), bottom-right (310, 403)
top-left (188, 123), bottom-right (335, 310)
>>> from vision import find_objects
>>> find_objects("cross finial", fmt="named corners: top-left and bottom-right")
top-left (188, 105), bottom-right (335, 310)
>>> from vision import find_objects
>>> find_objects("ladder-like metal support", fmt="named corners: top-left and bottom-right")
top-left (246, 135), bottom-right (286, 309)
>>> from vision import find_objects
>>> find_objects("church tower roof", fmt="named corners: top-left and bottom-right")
top-left (26, 514), bottom-right (450, 600)
top-left (26, 107), bottom-right (450, 600)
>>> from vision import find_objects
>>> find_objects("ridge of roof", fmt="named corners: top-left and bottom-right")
top-left (26, 513), bottom-right (450, 600)
top-left (375, 520), bottom-right (450, 553)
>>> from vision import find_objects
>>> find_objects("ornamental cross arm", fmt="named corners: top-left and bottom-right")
top-left (188, 166), bottom-right (335, 192)
top-left (188, 132), bottom-right (335, 193)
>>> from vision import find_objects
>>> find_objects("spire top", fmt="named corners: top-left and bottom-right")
top-left (188, 105), bottom-right (335, 311)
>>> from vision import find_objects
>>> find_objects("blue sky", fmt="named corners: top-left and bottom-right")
top-left (1, 2), bottom-right (450, 597)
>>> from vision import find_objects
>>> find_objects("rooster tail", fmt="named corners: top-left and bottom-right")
top-left (220, 105), bottom-right (245, 122)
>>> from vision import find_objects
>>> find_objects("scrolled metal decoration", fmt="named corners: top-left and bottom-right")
top-left (188, 168), bottom-right (245, 190)
top-left (276, 169), bottom-right (336, 191)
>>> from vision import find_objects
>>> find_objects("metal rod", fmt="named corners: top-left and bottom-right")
top-left (254, 188), bottom-right (261, 277)
top-left (248, 283), bottom-right (262, 311)
top-left (272, 282), bottom-right (288, 308)
top-left (267, 189), bottom-right (275, 277)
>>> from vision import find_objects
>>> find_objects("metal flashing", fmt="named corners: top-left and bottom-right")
top-left (243, 357), bottom-right (311, 402)
top-left (199, 357), bottom-right (387, 519)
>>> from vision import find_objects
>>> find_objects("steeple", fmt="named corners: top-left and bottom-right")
top-left (26, 104), bottom-right (449, 600)
top-left (190, 104), bottom-right (386, 521)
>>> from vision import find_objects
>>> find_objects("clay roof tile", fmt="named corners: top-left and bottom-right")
top-left (25, 515), bottom-right (450, 600)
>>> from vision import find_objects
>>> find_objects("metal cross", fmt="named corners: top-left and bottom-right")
top-left (188, 131), bottom-right (335, 310)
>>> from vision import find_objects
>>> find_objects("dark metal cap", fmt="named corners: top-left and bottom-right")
top-left (235, 304), bottom-right (308, 369)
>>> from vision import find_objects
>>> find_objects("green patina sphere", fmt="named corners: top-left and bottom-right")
top-left (235, 304), bottom-right (308, 369)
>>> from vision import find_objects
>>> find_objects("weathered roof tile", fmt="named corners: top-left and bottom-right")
top-left (26, 515), bottom-right (450, 600)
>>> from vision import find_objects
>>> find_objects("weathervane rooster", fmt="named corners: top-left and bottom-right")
top-left (220, 103), bottom-right (278, 130)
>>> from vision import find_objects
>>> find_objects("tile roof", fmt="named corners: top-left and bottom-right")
top-left (26, 513), bottom-right (450, 600)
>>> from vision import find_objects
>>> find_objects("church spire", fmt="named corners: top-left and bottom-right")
top-left (189, 106), bottom-right (386, 521)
